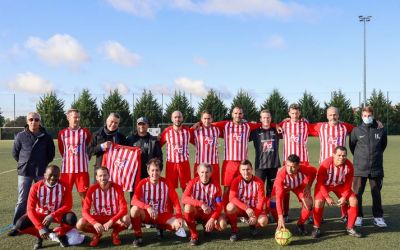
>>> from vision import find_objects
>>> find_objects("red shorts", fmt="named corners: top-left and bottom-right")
top-left (271, 187), bottom-right (304, 203)
top-left (221, 160), bottom-right (241, 187)
top-left (192, 207), bottom-right (214, 222)
top-left (234, 207), bottom-right (265, 218)
top-left (143, 211), bottom-right (175, 225)
top-left (314, 185), bottom-right (356, 201)
top-left (61, 172), bottom-right (89, 193)
top-left (81, 215), bottom-right (114, 225)
top-left (193, 163), bottom-right (220, 185)
top-left (166, 161), bottom-right (191, 189)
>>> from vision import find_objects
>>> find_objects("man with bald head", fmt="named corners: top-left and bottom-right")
top-left (160, 110), bottom-right (191, 190)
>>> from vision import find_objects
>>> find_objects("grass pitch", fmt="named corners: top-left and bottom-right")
top-left (0, 137), bottom-right (399, 249)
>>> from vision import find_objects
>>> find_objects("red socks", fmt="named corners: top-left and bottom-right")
top-left (226, 213), bottom-right (238, 233)
top-left (132, 216), bottom-right (142, 237)
top-left (298, 207), bottom-right (312, 225)
top-left (19, 227), bottom-right (40, 238)
top-left (347, 205), bottom-right (358, 229)
top-left (313, 207), bottom-right (324, 228)
top-left (184, 212), bottom-right (198, 239)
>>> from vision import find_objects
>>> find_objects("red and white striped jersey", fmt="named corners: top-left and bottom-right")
top-left (229, 176), bottom-right (265, 211)
top-left (324, 162), bottom-right (349, 187)
top-left (183, 177), bottom-right (222, 210)
top-left (160, 126), bottom-right (191, 163)
top-left (309, 122), bottom-right (353, 163)
top-left (35, 182), bottom-right (66, 215)
top-left (88, 183), bottom-right (124, 216)
top-left (280, 120), bottom-right (309, 162)
top-left (192, 126), bottom-right (220, 164)
top-left (219, 121), bottom-right (251, 161)
top-left (57, 127), bottom-right (92, 173)
top-left (284, 172), bottom-right (306, 190)
top-left (102, 143), bottom-right (141, 192)
top-left (133, 177), bottom-right (182, 216)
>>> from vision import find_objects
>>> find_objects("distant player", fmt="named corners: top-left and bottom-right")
top-left (190, 111), bottom-right (221, 184)
top-left (130, 158), bottom-right (184, 247)
top-left (58, 109), bottom-right (92, 199)
top-left (160, 110), bottom-right (191, 190)
top-left (77, 167), bottom-right (130, 247)
top-left (15, 165), bottom-right (76, 249)
top-left (182, 163), bottom-right (226, 246)
top-left (312, 146), bottom-right (362, 238)
top-left (269, 154), bottom-right (316, 235)
top-left (225, 160), bottom-right (268, 241)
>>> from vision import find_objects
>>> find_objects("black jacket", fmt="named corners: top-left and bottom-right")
top-left (250, 127), bottom-right (281, 169)
top-left (88, 126), bottom-right (128, 168)
top-left (126, 132), bottom-right (163, 179)
top-left (349, 120), bottom-right (387, 177)
top-left (12, 126), bottom-right (55, 177)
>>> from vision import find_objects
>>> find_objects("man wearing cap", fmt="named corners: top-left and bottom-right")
top-left (127, 117), bottom-right (163, 198)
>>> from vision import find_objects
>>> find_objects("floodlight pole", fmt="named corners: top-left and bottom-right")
top-left (359, 15), bottom-right (372, 107)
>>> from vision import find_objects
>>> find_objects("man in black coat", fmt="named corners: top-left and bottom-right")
top-left (8, 112), bottom-right (55, 236)
top-left (349, 106), bottom-right (387, 227)
top-left (88, 113), bottom-right (128, 173)
top-left (126, 117), bottom-right (162, 197)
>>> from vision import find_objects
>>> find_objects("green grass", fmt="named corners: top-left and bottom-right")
top-left (0, 137), bottom-right (399, 249)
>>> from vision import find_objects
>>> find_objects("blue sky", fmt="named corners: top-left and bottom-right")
top-left (1, 0), bottom-right (399, 119)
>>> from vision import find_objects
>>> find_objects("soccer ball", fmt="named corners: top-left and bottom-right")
top-left (275, 228), bottom-right (292, 246)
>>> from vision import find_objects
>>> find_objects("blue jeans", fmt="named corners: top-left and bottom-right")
top-left (12, 175), bottom-right (43, 226)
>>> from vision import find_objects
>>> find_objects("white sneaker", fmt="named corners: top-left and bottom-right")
top-left (355, 216), bottom-right (363, 227)
top-left (175, 227), bottom-right (187, 238)
top-left (373, 217), bottom-right (387, 227)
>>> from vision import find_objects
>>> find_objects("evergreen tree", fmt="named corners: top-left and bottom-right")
top-left (324, 90), bottom-right (355, 124)
top-left (298, 91), bottom-right (323, 123)
top-left (164, 91), bottom-right (195, 123)
top-left (196, 89), bottom-right (228, 121)
top-left (0, 108), bottom-right (5, 127)
top-left (101, 90), bottom-right (132, 127)
top-left (36, 92), bottom-right (66, 128)
top-left (132, 90), bottom-right (162, 127)
top-left (367, 89), bottom-right (392, 121)
top-left (4, 116), bottom-right (27, 127)
top-left (71, 89), bottom-right (101, 128)
top-left (260, 89), bottom-right (288, 123)
top-left (229, 89), bottom-right (258, 122)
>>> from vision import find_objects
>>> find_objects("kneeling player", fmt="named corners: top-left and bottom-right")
top-left (182, 163), bottom-right (226, 246)
top-left (131, 158), bottom-right (184, 247)
top-left (312, 146), bottom-right (362, 238)
top-left (226, 160), bottom-right (268, 241)
top-left (270, 154), bottom-right (316, 235)
top-left (76, 167), bottom-right (129, 246)
top-left (15, 165), bottom-right (77, 249)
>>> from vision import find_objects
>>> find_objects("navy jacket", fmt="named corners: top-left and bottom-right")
top-left (12, 126), bottom-right (55, 177)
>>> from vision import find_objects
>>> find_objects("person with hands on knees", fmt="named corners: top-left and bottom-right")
top-left (76, 167), bottom-right (130, 247)
top-left (225, 160), bottom-right (268, 242)
top-left (182, 163), bottom-right (226, 246)
top-left (312, 146), bottom-right (362, 238)
top-left (130, 158), bottom-right (185, 248)
top-left (14, 165), bottom-right (77, 249)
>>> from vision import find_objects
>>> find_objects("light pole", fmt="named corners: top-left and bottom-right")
top-left (359, 15), bottom-right (372, 107)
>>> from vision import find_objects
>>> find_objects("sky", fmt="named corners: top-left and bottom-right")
top-left (1, 0), bottom-right (400, 119)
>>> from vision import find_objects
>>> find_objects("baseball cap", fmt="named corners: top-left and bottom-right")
top-left (137, 117), bottom-right (149, 124)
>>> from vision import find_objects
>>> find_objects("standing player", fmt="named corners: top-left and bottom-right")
top-left (160, 110), bottom-right (191, 190)
top-left (15, 165), bottom-right (76, 249)
top-left (250, 109), bottom-right (282, 197)
top-left (77, 167), bottom-right (130, 247)
top-left (182, 163), bottom-right (226, 246)
top-left (269, 154), bottom-right (316, 235)
top-left (308, 107), bottom-right (354, 163)
top-left (312, 146), bottom-right (361, 238)
top-left (225, 160), bottom-right (268, 241)
top-left (213, 107), bottom-right (259, 204)
top-left (58, 109), bottom-right (92, 199)
top-left (279, 103), bottom-right (310, 221)
top-left (190, 111), bottom-right (221, 184)
top-left (130, 158), bottom-right (184, 247)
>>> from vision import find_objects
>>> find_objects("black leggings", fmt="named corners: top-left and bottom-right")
top-left (255, 168), bottom-right (278, 197)
top-left (15, 212), bottom-right (77, 231)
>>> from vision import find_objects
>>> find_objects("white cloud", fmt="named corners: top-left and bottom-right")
top-left (193, 56), bottom-right (208, 66)
top-left (106, 0), bottom-right (312, 20)
top-left (8, 72), bottom-right (53, 94)
top-left (105, 0), bottom-right (161, 18)
top-left (103, 82), bottom-right (130, 95)
top-left (0, 44), bottom-right (23, 60)
top-left (25, 34), bottom-right (89, 67)
top-left (174, 77), bottom-right (209, 97)
top-left (263, 34), bottom-right (286, 49)
top-left (101, 41), bottom-right (140, 67)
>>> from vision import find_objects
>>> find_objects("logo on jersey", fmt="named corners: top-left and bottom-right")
top-left (99, 207), bottom-right (112, 215)
top-left (290, 134), bottom-right (301, 143)
top-left (203, 136), bottom-right (216, 145)
top-left (114, 158), bottom-right (128, 169)
top-left (328, 136), bottom-right (339, 145)
top-left (375, 134), bottom-right (381, 140)
top-left (262, 139), bottom-right (274, 152)
top-left (232, 133), bottom-right (243, 142)
top-left (68, 144), bottom-right (80, 155)
top-left (173, 144), bottom-right (183, 154)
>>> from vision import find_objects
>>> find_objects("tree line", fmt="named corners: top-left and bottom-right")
top-left (1, 88), bottom-right (400, 135)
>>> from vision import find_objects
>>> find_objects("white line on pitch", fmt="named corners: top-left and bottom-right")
top-left (0, 158), bottom-right (61, 175)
